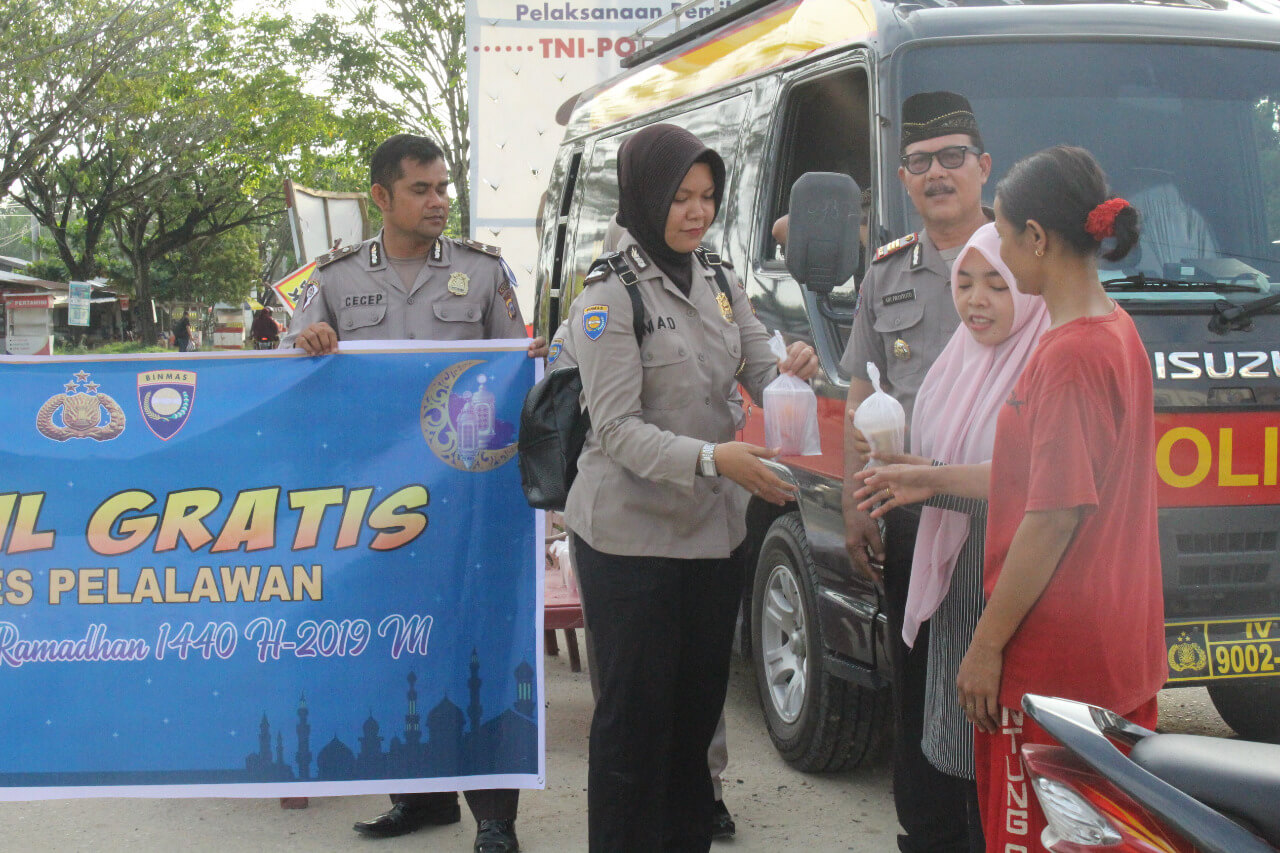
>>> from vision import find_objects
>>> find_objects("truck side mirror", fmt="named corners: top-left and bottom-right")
top-left (785, 172), bottom-right (861, 294)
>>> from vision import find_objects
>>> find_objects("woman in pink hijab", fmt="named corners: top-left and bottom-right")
top-left (853, 221), bottom-right (1049, 850)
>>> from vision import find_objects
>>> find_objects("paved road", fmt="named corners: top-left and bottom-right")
top-left (0, 648), bottom-right (1237, 852)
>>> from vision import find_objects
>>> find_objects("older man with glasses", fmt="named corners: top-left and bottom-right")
top-left (840, 91), bottom-right (993, 853)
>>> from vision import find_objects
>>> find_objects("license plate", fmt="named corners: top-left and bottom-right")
top-left (1166, 617), bottom-right (1280, 682)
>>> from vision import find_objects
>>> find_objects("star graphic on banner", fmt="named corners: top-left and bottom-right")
top-left (64, 381), bottom-right (79, 394)
top-left (73, 371), bottom-right (90, 383)
top-left (84, 381), bottom-right (100, 394)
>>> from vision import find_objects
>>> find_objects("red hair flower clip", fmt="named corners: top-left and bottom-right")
top-left (1085, 198), bottom-right (1129, 241)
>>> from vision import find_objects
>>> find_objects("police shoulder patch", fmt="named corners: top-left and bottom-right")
top-left (873, 232), bottom-right (919, 264)
top-left (460, 238), bottom-right (502, 257)
top-left (582, 304), bottom-right (609, 341)
top-left (315, 242), bottom-right (361, 268)
top-left (547, 338), bottom-right (564, 364)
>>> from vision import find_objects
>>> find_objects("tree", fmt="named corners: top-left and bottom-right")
top-left (152, 225), bottom-right (259, 307)
top-left (0, 0), bottom-right (180, 190)
top-left (292, 0), bottom-right (471, 233)
top-left (9, 1), bottom-right (370, 341)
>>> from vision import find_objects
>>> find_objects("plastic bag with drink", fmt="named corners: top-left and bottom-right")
top-left (852, 362), bottom-right (905, 469)
top-left (762, 331), bottom-right (821, 456)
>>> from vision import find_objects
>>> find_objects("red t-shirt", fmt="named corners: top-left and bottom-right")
top-left (985, 305), bottom-right (1165, 714)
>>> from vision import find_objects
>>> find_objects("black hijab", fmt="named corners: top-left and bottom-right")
top-left (616, 124), bottom-right (726, 293)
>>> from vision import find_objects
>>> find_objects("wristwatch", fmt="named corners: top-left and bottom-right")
top-left (698, 443), bottom-right (718, 477)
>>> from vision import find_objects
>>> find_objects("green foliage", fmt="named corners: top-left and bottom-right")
top-left (152, 226), bottom-right (259, 306)
top-left (4, 0), bottom-right (375, 340)
top-left (0, 0), bottom-right (182, 189)
top-left (56, 340), bottom-right (170, 355)
top-left (289, 0), bottom-right (470, 233)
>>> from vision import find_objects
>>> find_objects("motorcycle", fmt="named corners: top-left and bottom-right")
top-left (1021, 693), bottom-right (1280, 852)
top-left (253, 336), bottom-right (278, 350)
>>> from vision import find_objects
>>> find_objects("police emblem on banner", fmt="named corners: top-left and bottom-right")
top-left (583, 305), bottom-right (609, 341)
top-left (36, 371), bottom-right (126, 442)
top-left (420, 360), bottom-right (517, 472)
top-left (137, 370), bottom-right (196, 441)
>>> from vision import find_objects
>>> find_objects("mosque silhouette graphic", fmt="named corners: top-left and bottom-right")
top-left (0, 650), bottom-right (538, 788)
top-left (245, 650), bottom-right (539, 781)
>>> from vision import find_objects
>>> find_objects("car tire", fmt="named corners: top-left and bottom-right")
top-left (750, 512), bottom-right (887, 771)
top-left (1207, 679), bottom-right (1280, 743)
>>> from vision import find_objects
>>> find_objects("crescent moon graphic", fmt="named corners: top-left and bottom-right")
top-left (421, 359), bottom-right (518, 473)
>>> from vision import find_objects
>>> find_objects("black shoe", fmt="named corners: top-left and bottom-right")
top-left (711, 800), bottom-right (736, 841)
top-left (474, 818), bottom-right (520, 853)
top-left (352, 798), bottom-right (462, 838)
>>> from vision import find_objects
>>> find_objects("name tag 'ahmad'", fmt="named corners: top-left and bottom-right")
top-left (882, 289), bottom-right (916, 306)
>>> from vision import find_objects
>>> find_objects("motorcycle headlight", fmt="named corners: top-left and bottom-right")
top-left (1033, 776), bottom-right (1123, 847)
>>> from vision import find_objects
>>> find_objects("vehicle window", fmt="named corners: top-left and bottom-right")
top-left (764, 66), bottom-right (872, 289)
top-left (567, 95), bottom-right (748, 303)
top-left (896, 41), bottom-right (1280, 302)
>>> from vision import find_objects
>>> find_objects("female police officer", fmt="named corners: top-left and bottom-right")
top-left (562, 124), bottom-right (817, 852)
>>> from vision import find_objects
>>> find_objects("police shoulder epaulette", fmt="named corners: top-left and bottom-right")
top-left (694, 246), bottom-right (732, 270)
top-left (583, 252), bottom-right (639, 287)
top-left (459, 238), bottom-right (502, 257)
top-left (314, 242), bottom-right (361, 268)
top-left (873, 232), bottom-right (919, 264)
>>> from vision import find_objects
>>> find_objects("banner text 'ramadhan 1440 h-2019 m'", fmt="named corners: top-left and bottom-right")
top-left (0, 342), bottom-right (543, 800)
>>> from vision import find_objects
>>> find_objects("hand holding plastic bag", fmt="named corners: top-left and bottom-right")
top-left (763, 331), bottom-right (821, 456)
top-left (852, 362), bottom-right (905, 469)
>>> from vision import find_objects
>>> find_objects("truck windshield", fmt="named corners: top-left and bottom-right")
top-left (897, 40), bottom-right (1280, 302)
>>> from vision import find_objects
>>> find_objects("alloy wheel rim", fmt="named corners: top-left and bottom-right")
top-left (761, 560), bottom-right (807, 724)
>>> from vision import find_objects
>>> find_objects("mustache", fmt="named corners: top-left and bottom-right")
top-left (924, 183), bottom-right (956, 198)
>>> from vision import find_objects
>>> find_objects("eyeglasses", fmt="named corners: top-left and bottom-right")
top-left (900, 145), bottom-right (983, 175)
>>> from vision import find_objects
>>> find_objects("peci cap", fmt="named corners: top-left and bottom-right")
top-left (900, 91), bottom-right (983, 152)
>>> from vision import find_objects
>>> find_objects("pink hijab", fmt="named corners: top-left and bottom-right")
top-left (902, 223), bottom-right (1050, 647)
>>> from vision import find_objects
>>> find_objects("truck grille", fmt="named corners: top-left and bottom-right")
top-left (1166, 530), bottom-right (1277, 619)
top-left (1176, 531), bottom-right (1276, 555)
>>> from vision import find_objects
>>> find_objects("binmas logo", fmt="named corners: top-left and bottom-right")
top-left (1153, 350), bottom-right (1280, 380)
top-left (137, 370), bottom-right (196, 441)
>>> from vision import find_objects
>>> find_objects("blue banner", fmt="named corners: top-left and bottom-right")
top-left (0, 342), bottom-right (543, 799)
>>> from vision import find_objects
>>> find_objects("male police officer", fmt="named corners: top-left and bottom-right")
top-left (839, 92), bottom-right (992, 853)
top-left (283, 133), bottom-right (545, 853)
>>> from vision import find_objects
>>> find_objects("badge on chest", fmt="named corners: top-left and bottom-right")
top-left (715, 291), bottom-right (734, 324)
top-left (448, 272), bottom-right (470, 296)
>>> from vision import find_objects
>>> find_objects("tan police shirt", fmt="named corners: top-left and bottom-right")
top-left (839, 230), bottom-right (960, 425)
top-left (281, 232), bottom-right (526, 347)
top-left (562, 232), bottom-right (780, 559)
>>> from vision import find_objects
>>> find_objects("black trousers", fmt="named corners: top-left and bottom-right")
top-left (391, 789), bottom-right (519, 821)
top-left (883, 506), bottom-right (980, 853)
top-left (573, 535), bottom-right (745, 853)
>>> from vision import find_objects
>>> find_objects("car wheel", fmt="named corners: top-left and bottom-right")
top-left (1207, 679), bottom-right (1280, 743)
top-left (750, 512), bottom-right (887, 771)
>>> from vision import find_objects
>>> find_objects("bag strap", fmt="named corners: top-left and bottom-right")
top-left (606, 254), bottom-right (648, 346)
top-left (695, 246), bottom-right (734, 307)
top-left (586, 252), bottom-right (648, 346)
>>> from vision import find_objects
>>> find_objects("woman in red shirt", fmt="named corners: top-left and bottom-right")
top-left (957, 146), bottom-right (1165, 849)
